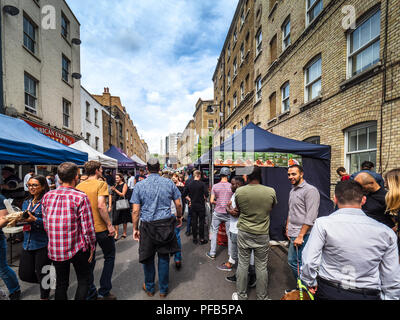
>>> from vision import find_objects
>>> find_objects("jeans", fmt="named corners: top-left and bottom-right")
top-left (236, 230), bottom-right (270, 300)
top-left (143, 253), bottom-right (170, 294)
top-left (0, 234), bottom-right (20, 295)
top-left (52, 250), bottom-right (92, 300)
top-left (210, 212), bottom-right (231, 256)
top-left (174, 225), bottom-right (182, 263)
top-left (19, 247), bottom-right (51, 299)
top-left (87, 231), bottom-right (116, 299)
top-left (288, 234), bottom-right (310, 281)
top-left (186, 207), bottom-right (192, 233)
top-left (191, 207), bottom-right (205, 240)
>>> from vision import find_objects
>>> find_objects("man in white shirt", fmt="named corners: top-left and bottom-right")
top-left (301, 180), bottom-right (400, 300)
top-left (127, 171), bottom-right (135, 190)
top-left (23, 168), bottom-right (35, 194)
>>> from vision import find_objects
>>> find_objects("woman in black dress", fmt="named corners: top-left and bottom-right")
top-left (111, 173), bottom-right (131, 241)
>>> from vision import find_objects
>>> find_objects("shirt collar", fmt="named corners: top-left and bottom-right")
top-left (331, 208), bottom-right (366, 217)
top-left (293, 180), bottom-right (307, 190)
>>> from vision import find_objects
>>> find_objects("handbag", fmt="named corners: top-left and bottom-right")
top-left (116, 198), bottom-right (130, 211)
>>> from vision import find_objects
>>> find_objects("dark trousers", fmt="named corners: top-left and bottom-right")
top-left (52, 250), bottom-right (91, 300)
top-left (186, 206), bottom-right (192, 233)
top-left (19, 247), bottom-right (51, 299)
top-left (316, 278), bottom-right (381, 300)
top-left (191, 206), bottom-right (205, 240)
top-left (87, 231), bottom-right (116, 299)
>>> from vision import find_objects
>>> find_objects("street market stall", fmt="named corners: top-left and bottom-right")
top-left (130, 154), bottom-right (146, 168)
top-left (204, 122), bottom-right (334, 241)
top-left (104, 146), bottom-right (137, 169)
top-left (0, 114), bottom-right (88, 165)
top-left (69, 140), bottom-right (118, 168)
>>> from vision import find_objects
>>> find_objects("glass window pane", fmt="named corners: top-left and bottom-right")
top-left (359, 152), bottom-right (371, 166)
top-left (369, 151), bottom-right (377, 164)
top-left (307, 58), bottom-right (321, 84)
top-left (348, 130), bottom-right (357, 152)
top-left (309, 80), bottom-right (321, 100)
top-left (350, 153), bottom-right (360, 174)
top-left (371, 11), bottom-right (381, 38)
top-left (369, 126), bottom-right (377, 149)
top-left (358, 128), bottom-right (368, 150)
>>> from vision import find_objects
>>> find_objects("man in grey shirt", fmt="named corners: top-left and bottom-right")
top-left (301, 180), bottom-right (400, 300)
top-left (286, 165), bottom-right (320, 287)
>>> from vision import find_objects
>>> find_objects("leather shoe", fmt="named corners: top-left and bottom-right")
top-left (142, 283), bottom-right (154, 297)
top-left (160, 292), bottom-right (168, 298)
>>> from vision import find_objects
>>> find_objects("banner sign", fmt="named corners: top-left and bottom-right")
top-left (214, 152), bottom-right (302, 167)
top-left (24, 120), bottom-right (76, 146)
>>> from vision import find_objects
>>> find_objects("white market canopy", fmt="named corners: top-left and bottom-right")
top-left (130, 154), bottom-right (146, 167)
top-left (69, 140), bottom-right (118, 168)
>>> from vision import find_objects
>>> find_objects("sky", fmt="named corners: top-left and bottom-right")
top-left (67, 0), bottom-right (238, 154)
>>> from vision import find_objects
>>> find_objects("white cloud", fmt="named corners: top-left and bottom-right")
top-left (67, 0), bottom-right (238, 153)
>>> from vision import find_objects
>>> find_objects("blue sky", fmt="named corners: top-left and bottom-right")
top-left (67, 0), bottom-right (238, 153)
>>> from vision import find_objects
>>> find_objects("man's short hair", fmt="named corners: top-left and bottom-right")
top-left (247, 166), bottom-right (262, 183)
top-left (361, 161), bottom-right (374, 170)
top-left (147, 158), bottom-right (160, 173)
top-left (57, 162), bottom-right (79, 184)
top-left (336, 167), bottom-right (346, 175)
top-left (232, 176), bottom-right (245, 185)
top-left (193, 170), bottom-right (201, 178)
top-left (335, 180), bottom-right (364, 205)
top-left (84, 161), bottom-right (102, 177)
top-left (289, 164), bottom-right (304, 174)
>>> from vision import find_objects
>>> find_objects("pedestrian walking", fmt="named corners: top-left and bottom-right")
top-left (336, 167), bottom-right (350, 181)
top-left (384, 168), bottom-right (400, 255)
top-left (170, 173), bottom-right (185, 269)
top-left (351, 161), bottom-right (384, 188)
top-left (225, 176), bottom-right (256, 288)
top-left (231, 167), bottom-right (277, 300)
top-left (76, 161), bottom-right (117, 300)
top-left (18, 175), bottom-right (51, 300)
top-left (183, 170), bottom-right (209, 245)
top-left (301, 180), bottom-right (400, 300)
top-left (207, 167), bottom-right (233, 261)
top-left (355, 172), bottom-right (395, 229)
top-left (184, 169), bottom-right (195, 236)
top-left (0, 193), bottom-right (21, 300)
top-left (127, 171), bottom-right (135, 190)
top-left (41, 162), bottom-right (96, 300)
top-left (286, 164), bottom-right (320, 291)
top-left (111, 173), bottom-right (131, 241)
top-left (131, 158), bottom-right (182, 298)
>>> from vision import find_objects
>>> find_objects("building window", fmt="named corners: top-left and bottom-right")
top-left (269, 92), bottom-right (277, 119)
top-left (23, 15), bottom-right (37, 54)
top-left (245, 115), bottom-right (250, 124)
top-left (256, 29), bottom-right (262, 55)
top-left (305, 55), bottom-right (322, 102)
top-left (62, 55), bottom-right (70, 82)
top-left (95, 137), bottom-right (99, 151)
top-left (86, 102), bottom-right (90, 121)
top-left (304, 136), bottom-right (320, 144)
top-left (86, 133), bottom-right (91, 145)
top-left (240, 9), bottom-right (245, 27)
top-left (119, 123), bottom-right (123, 139)
top-left (240, 82), bottom-right (245, 101)
top-left (240, 43), bottom-right (245, 63)
top-left (270, 35), bottom-right (277, 64)
top-left (306, 0), bottom-right (323, 25)
top-left (227, 102), bottom-right (231, 116)
top-left (233, 29), bottom-right (237, 44)
top-left (233, 93), bottom-right (237, 108)
top-left (282, 17), bottom-right (291, 50)
top-left (240, 120), bottom-right (244, 128)
top-left (281, 82), bottom-right (290, 113)
top-left (208, 120), bottom-right (214, 129)
top-left (233, 58), bottom-right (238, 77)
top-left (228, 43), bottom-right (231, 59)
top-left (61, 12), bottom-right (70, 39)
top-left (348, 10), bottom-right (380, 77)
top-left (233, 126), bottom-right (237, 133)
top-left (94, 109), bottom-right (98, 126)
top-left (256, 76), bottom-right (262, 101)
top-left (63, 99), bottom-right (71, 128)
top-left (228, 71), bottom-right (231, 87)
top-left (24, 73), bottom-right (38, 114)
top-left (345, 122), bottom-right (377, 174)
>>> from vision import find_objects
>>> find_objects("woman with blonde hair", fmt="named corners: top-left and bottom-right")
top-left (384, 168), bottom-right (400, 253)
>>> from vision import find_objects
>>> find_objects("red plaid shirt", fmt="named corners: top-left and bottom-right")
top-left (42, 186), bottom-right (96, 262)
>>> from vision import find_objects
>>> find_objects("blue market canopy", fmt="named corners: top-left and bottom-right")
top-left (218, 122), bottom-right (331, 160)
top-left (0, 114), bottom-right (88, 165)
top-left (104, 146), bottom-right (137, 168)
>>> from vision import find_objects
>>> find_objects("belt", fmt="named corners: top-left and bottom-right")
top-left (317, 277), bottom-right (381, 296)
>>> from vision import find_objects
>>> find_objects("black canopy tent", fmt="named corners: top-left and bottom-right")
top-left (203, 122), bottom-right (334, 241)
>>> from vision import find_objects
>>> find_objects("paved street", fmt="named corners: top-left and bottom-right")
top-left (1, 220), bottom-right (294, 300)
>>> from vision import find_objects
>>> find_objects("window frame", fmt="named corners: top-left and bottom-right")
top-left (306, 0), bottom-right (323, 26)
top-left (282, 17), bottom-right (291, 50)
top-left (62, 98), bottom-right (71, 128)
top-left (281, 81), bottom-right (290, 113)
top-left (240, 81), bottom-right (245, 101)
top-left (61, 11), bottom-right (70, 39)
top-left (256, 76), bottom-right (262, 101)
top-left (23, 15), bottom-right (37, 54)
top-left (24, 73), bottom-right (38, 114)
top-left (256, 28), bottom-right (262, 56)
top-left (304, 55), bottom-right (322, 102)
top-left (62, 55), bottom-right (70, 83)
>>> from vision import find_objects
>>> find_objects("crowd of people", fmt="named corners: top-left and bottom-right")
top-left (0, 159), bottom-right (399, 300)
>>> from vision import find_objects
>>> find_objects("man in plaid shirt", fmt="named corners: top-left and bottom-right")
top-left (42, 162), bottom-right (96, 300)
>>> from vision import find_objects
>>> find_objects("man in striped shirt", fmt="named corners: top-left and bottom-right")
top-left (42, 162), bottom-right (96, 300)
top-left (207, 167), bottom-right (233, 262)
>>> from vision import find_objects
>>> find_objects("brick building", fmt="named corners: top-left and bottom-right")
top-left (250, 0), bottom-right (399, 191)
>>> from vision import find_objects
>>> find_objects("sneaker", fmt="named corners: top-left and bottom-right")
top-left (206, 252), bottom-right (216, 260)
top-left (225, 275), bottom-right (237, 283)
top-left (9, 290), bottom-right (21, 301)
top-left (0, 288), bottom-right (8, 301)
top-left (232, 292), bottom-right (239, 300)
top-left (248, 275), bottom-right (257, 288)
top-left (217, 262), bottom-right (232, 272)
top-left (199, 239), bottom-right (208, 245)
top-left (97, 293), bottom-right (117, 300)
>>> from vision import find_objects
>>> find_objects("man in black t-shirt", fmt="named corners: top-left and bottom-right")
top-left (183, 170), bottom-right (209, 244)
top-left (355, 172), bottom-right (395, 229)
top-left (134, 168), bottom-right (147, 185)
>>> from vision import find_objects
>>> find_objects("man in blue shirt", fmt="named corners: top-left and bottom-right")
top-left (350, 161), bottom-right (384, 188)
top-left (0, 194), bottom-right (21, 300)
top-left (131, 158), bottom-right (182, 298)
